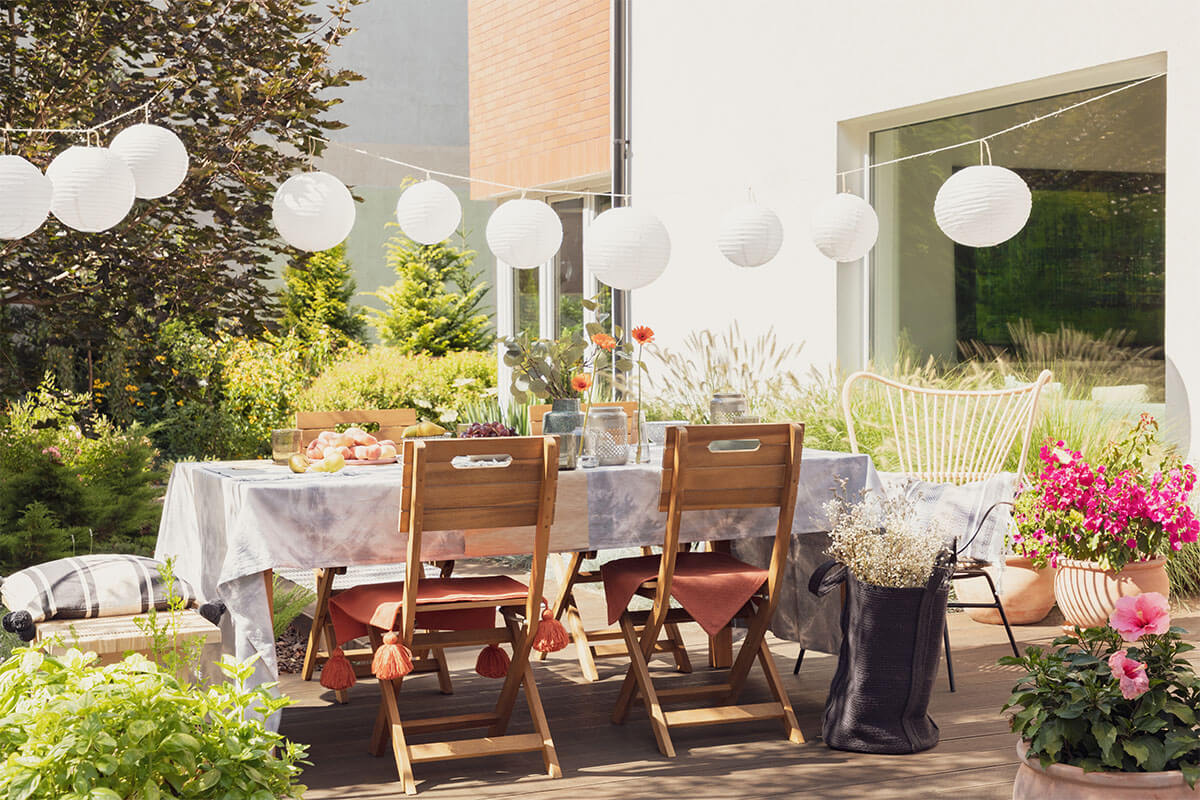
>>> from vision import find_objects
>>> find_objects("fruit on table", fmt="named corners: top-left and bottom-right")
top-left (307, 450), bottom-right (346, 473)
top-left (461, 421), bottom-right (517, 438)
top-left (304, 428), bottom-right (400, 462)
top-left (401, 421), bottom-right (447, 438)
top-left (288, 453), bottom-right (311, 474)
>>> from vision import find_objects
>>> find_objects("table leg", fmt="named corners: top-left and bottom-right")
top-left (263, 569), bottom-right (275, 630)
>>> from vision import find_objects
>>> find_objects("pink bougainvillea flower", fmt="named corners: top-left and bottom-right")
top-left (1109, 592), bottom-right (1171, 642)
top-left (1108, 649), bottom-right (1151, 699)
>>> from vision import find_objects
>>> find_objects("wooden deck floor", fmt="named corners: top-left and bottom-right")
top-left (279, 595), bottom-right (1200, 800)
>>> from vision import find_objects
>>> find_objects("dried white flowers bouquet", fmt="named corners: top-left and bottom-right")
top-left (823, 492), bottom-right (947, 588)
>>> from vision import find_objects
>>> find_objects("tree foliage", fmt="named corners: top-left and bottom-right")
top-left (280, 244), bottom-right (366, 344)
top-left (0, 0), bottom-right (363, 400)
top-left (368, 227), bottom-right (493, 356)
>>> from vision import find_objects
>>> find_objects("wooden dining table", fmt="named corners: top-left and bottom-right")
top-left (154, 448), bottom-right (882, 726)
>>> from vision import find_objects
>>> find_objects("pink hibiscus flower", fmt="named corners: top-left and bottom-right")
top-left (1108, 649), bottom-right (1150, 700)
top-left (1108, 592), bottom-right (1171, 642)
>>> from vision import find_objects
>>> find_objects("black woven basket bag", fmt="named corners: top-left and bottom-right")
top-left (809, 550), bottom-right (955, 754)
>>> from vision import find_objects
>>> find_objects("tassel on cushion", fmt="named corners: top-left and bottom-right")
top-left (531, 609), bottom-right (569, 654)
top-left (320, 647), bottom-right (357, 691)
top-left (373, 632), bottom-right (414, 680)
top-left (475, 643), bottom-right (510, 678)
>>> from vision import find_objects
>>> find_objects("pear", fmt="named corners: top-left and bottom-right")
top-left (288, 453), bottom-right (311, 474)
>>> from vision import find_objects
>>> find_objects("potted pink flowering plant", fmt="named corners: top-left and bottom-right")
top-left (1013, 415), bottom-right (1200, 628)
top-left (1004, 593), bottom-right (1200, 798)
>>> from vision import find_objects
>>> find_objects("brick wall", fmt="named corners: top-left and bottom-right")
top-left (468, 0), bottom-right (611, 198)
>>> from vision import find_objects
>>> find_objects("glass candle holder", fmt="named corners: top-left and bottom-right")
top-left (710, 392), bottom-right (748, 424)
top-left (271, 428), bottom-right (302, 465)
top-left (584, 406), bottom-right (629, 466)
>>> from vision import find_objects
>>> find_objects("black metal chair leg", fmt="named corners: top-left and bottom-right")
top-left (792, 648), bottom-right (806, 675)
top-left (979, 570), bottom-right (1020, 658)
top-left (943, 623), bottom-right (956, 693)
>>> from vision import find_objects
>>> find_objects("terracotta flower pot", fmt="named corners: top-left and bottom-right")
top-left (956, 556), bottom-right (1057, 625)
top-left (1054, 556), bottom-right (1170, 629)
top-left (1014, 740), bottom-right (1199, 798)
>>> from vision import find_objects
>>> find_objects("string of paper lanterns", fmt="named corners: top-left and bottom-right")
top-left (278, 71), bottom-right (1159, 290)
top-left (0, 122), bottom-right (189, 238)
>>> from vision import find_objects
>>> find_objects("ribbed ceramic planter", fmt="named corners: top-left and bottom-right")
top-left (956, 556), bottom-right (1056, 625)
top-left (1054, 557), bottom-right (1169, 629)
top-left (542, 398), bottom-right (583, 470)
top-left (1014, 740), bottom-right (1198, 799)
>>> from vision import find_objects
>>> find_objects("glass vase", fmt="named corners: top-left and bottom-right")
top-left (585, 405), bottom-right (628, 466)
top-left (542, 398), bottom-right (584, 470)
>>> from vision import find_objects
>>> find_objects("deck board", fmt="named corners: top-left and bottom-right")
top-left (279, 580), bottom-right (1200, 800)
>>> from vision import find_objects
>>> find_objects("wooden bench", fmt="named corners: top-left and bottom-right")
top-left (35, 610), bottom-right (224, 683)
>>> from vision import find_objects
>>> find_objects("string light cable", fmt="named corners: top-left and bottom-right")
top-left (837, 71), bottom-right (1166, 178)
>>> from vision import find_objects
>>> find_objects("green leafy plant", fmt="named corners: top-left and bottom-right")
top-left (281, 244), bottom-right (368, 345)
top-left (299, 348), bottom-right (496, 424)
top-left (0, 648), bottom-right (307, 799)
top-left (367, 226), bottom-right (493, 355)
top-left (456, 397), bottom-right (531, 436)
top-left (0, 376), bottom-right (163, 572)
top-left (1001, 595), bottom-right (1200, 785)
top-left (272, 576), bottom-right (316, 640)
top-left (132, 558), bottom-right (206, 682)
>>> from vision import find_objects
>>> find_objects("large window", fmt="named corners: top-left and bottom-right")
top-left (870, 77), bottom-right (1165, 395)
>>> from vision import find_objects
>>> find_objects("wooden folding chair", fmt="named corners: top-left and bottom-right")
top-left (529, 401), bottom-right (693, 681)
top-left (354, 436), bottom-right (562, 794)
top-left (605, 423), bottom-right (806, 756)
top-left (296, 407), bottom-right (453, 702)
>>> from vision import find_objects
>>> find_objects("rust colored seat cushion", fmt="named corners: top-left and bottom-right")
top-left (601, 551), bottom-right (768, 636)
top-left (329, 576), bottom-right (529, 645)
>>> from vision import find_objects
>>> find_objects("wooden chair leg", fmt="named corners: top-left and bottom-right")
top-left (490, 616), bottom-right (535, 737)
top-left (520, 659), bottom-right (562, 777)
top-left (664, 622), bottom-right (692, 673)
top-left (756, 637), bottom-right (804, 743)
top-left (566, 605), bottom-right (600, 682)
top-left (725, 601), bottom-right (774, 699)
top-left (379, 676), bottom-right (416, 794)
top-left (614, 613), bottom-right (674, 757)
top-left (302, 567), bottom-right (337, 681)
top-left (432, 646), bottom-right (454, 695)
top-left (708, 627), bottom-right (733, 669)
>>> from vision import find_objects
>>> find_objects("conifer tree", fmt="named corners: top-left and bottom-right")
top-left (280, 245), bottom-right (367, 344)
top-left (368, 228), bottom-right (493, 355)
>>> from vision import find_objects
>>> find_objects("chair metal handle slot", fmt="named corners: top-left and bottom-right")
top-left (707, 438), bottom-right (762, 453)
top-left (449, 454), bottom-right (513, 469)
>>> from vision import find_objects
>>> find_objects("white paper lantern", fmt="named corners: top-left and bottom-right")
top-left (271, 171), bottom-right (356, 252)
top-left (810, 193), bottom-right (879, 262)
top-left (716, 202), bottom-right (783, 267)
top-left (395, 179), bottom-right (461, 244)
top-left (0, 155), bottom-right (52, 240)
top-left (584, 206), bottom-right (671, 290)
top-left (485, 198), bottom-right (562, 268)
top-left (934, 165), bottom-right (1031, 247)
top-left (109, 123), bottom-right (189, 199)
top-left (46, 146), bottom-right (136, 233)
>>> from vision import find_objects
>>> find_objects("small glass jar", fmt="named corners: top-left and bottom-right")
top-left (710, 393), bottom-right (748, 424)
top-left (270, 428), bottom-right (302, 465)
top-left (584, 406), bottom-right (629, 466)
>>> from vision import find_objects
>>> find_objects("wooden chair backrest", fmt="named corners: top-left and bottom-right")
top-left (397, 436), bottom-right (559, 637)
top-left (529, 401), bottom-right (639, 440)
top-left (653, 423), bottom-right (804, 623)
top-left (296, 408), bottom-right (418, 444)
top-left (841, 370), bottom-right (1052, 484)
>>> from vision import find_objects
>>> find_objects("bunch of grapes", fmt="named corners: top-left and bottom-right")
top-left (461, 421), bottom-right (517, 438)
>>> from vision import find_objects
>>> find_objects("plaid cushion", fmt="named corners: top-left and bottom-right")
top-left (1, 555), bottom-right (198, 623)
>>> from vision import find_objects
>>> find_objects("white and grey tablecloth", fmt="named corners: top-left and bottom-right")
top-left (154, 449), bottom-right (884, 713)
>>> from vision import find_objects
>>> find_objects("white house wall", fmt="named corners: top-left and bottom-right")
top-left (629, 0), bottom-right (1200, 455)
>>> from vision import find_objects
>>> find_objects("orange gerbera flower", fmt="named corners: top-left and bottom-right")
top-left (631, 326), bottom-right (655, 345)
top-left (591, 332), bottom-right (617, 351)
top-left (571, 373), bottom-right (592, 392)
